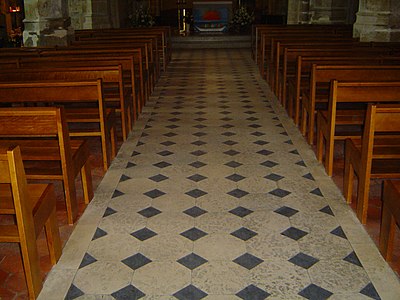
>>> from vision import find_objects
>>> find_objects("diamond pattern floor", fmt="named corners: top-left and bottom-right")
top-left (38, 49), bottom-right (400, 299)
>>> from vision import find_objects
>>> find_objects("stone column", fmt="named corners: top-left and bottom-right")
top-left (354, 0), bottom-right (400, 42)
top-left (23, 0), bottom-right (74, 46)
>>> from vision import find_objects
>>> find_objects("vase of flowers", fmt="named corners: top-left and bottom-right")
top-left (129, 5), bottom-right (155, 27)
top-left (230, 6), bottom-right (254, 34)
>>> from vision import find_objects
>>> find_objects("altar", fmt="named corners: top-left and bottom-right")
top-left (193, 1), bottom-right (232, 33)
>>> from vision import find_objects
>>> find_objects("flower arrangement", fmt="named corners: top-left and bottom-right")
top-left (230, 6), bottom-right (254, 33)
top-left (129, 5), bottom-right (155, 27)
top-left (8, 27), bottom-right (23, 47)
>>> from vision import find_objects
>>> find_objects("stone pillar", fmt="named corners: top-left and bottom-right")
top-left (23, 0), bottom-right (74, 47)
top-left (354, 0), bottom-right (400, 42)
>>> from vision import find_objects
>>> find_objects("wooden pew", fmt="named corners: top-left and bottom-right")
top-left (0, 80), bottom-right (116, 172)
top-left (380, 179), bottom-right (400, 261)
top-left (75, 26), bottom-right (172, 71)
top-left (284, 52), bottom-right (400, 124)
top-left (0, 145), bottom-right (62, 299)
top-left (302, 65), bottom-right (400, 146)
top-left (342, 103), bottom-right (400, 223)
top-left (0, 63), bottom-right (133, 140)
top-left (0, 107), bottom-right (94, 225)
top-left (316, 80), bottom-right (400, 177)
top-left (36, 48), bottom-right (147, 107)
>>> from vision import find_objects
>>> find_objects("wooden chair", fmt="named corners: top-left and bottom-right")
top-left (343, 104), bottom-right (400, 224)
top-left (0, 145), bottom-right (62, 299)
top-left (0, 107), bottom-right (94, 224)
top-left (380, 179), bottom-right (400, 262)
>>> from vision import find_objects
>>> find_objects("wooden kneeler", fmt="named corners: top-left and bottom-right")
top-left (0, 145), bottom-right (62, 299)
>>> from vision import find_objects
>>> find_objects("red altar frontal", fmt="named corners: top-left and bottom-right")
top-left (193, 1), bottom-right (232, 33)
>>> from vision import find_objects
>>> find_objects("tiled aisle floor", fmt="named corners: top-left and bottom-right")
top-left (39, 49), bottom-right (400, 300)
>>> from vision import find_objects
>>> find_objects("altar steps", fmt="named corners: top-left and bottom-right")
top-left (171, 34), bottom-right (251, 49)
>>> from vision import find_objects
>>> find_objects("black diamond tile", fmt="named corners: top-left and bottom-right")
top-left (260, 160), bottom-right (278, 168)
top-left (181, 227), bottom-right (208, 241)
top-left (126, 162), bottom-right (137, 169)
top-left (65, 284), bottom-right (84, 300)
top-left (251, 131), bottom-right (265, 136)
top-left (289, 252), bottom-right (319, 269)
top-left (269, 188), bottom-right (291, 198)
top-left (229, 206), bottom-right (253, 218)
top-left (296, 160), bottom-right (307, 167)
top-left (221, 124), bottom-right (235, 129)
top-left (187, 174), bottom-right (207, 182)
top-left (264, 173), bottom-right (284, 181)
top-left (220, 111), bottom-right (231, 115)
top-left (177, 253), bottom-right (208, 270)
top-left (233, 253), bottom-right (264, 270)
top-left (319, 205), bottom-right (334, 216)
top-left (223, 140), bottom-right (238, 146)
top-left (330, 226), bottom-right (347, 239)
top-left (119, 174), bottom-right (131, 182)
top-left (290, 149), bottom-right (299, 155)
top-left (227, 189), bottom-right (249, 198)
top-left (131, 228), bottom-right (157, 241)
top-left (143, 189), bottom-right (165, 199)
top-left (166, 124), bottom-right (179, 129)
top-left (79, 253), bottom-right (97, 269)
top-left (249, 124), bottom-right (262, 129)
top-left (158, 150), bottom-right (174, 156)
top-left (236, 284), bottom-right (270, 300)
top-left (254, 140), bottom-right (269, 146)
top-left (257, 149), bottom-right (274, 156)
top-left (92, 227), bottom-right (107, 240)
top-left (141, 132), bottom-right (149, 137)
top-left (112, 189), bottom-right (124, 198)
top-left (189, 161), bottom-right (207, 168)
top-left (298, 284), bottom-right (333, 300)
top-left (195, 112), bottom-right (206, 115)
top-left (221, 117), bottom-right (233, 122)
top-left (191, 150), bottom-right (207, 157)
top-left (281, 227), bottom-right (308, 241)
top-left (303, 173), bottom-right (315, 180)
top-left (192, 140), bottom-right (207, 146)
top-left (274, 206), bottom-right (299, 218)
top-left (193, 132), bottom-right (207, 137)
top-left (168, 118), bottom-right (180, 122)
top-left (122, 253), bottom-right (152, 270)
top-left (276, 123), bottom-right (284, 128)
top-left (186, 189), bottom-right (208, 198)
top-left (225, 161), bottom-right (242, 168)
top-left (153, 161), bottom-right (172, 169)
top-left (111, 285), bottom-right (145, 300)
top-left (247, 117), bottom-right (259, 121)
top-left (360, 283), bottom-right (381, 300)
top-left (184, 206), bottom-right (207, 218)
top-left (231, 227), bottom-right (258, 241)
top-left (131, 151), bottom-right (141, 157)
top-left (138, 207), bottom-right (162, 218)
top-left (280, 132), bottom-right (288, 136)
top-left (161, 141), bottom-right (176, 146)
top-left (149, 174), bottom-right (169, 182)
top-left (195, 117), bottom-right (207, 122)
top-left (226, 173), bottom-right (246, 182)
top-left (164, 132), bottom-right (177, 137)
top-left (194, 124), bottom-right (207, 129)
top-left (310, 188), bottom-right (324, 197)
top-left (173, 284), bottom-right (208, 300)
top-left (222, 131), bottom-right (236, 136)
top-left (224, 149), bottom-right (240, 156)
top-left (344, 251), bottom-right (362, 267)
top-left (103, 207), bottom-right (117, 218)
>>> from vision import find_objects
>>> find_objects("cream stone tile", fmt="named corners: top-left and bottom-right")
top-left (195, 212), bottom-right (243, 234)
top-left (132, 261), bottom-right (190, 295)
top-left (73, 261), bottom-right (133, 295)
top-left (196, 194), bottom-right (239, 212)
top-left (244, 210), bottom-right (291, 233)
top-left (192, 261), bottom-right (249, 295)
top-left (140, 233), bottom-right (193, 261)
top-left (194, 233), bottom-right (246, 261)
top-left (250, 258), bottom-right (310, 298)
top-left (146, 212), bottom-right (194, 234)
top-left (87, 233), bottom-right (141, 261)
top-left (98, 211), bottom-right (147, 235)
